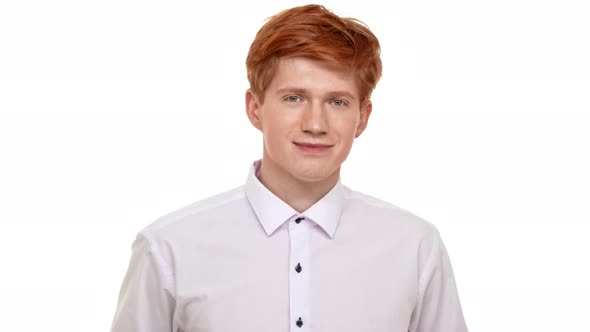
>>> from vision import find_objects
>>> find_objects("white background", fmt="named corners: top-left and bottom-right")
top-left (1, 0), bottom-right (589, 331)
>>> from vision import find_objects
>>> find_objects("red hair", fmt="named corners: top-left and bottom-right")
top-left (246, 4), bottom-right (382, 104)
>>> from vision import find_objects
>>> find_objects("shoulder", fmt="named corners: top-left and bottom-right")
top-left (342, 185), bottom-right (439, 238)
top-left (139, 185), bottom-right (247, 242)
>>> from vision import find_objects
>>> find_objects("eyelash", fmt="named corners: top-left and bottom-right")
top-left (283, 95), bottom-right (349, 107)
top-left (330, 99), bottom-right (349, 107)
top-left (284, 95), bottom-right (303, 103)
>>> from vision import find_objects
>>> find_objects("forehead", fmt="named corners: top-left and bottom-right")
top-left (268, 57), bottom-right (359, 97)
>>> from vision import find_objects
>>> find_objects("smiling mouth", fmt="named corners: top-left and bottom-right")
top-left (293, 142), bottom-right (333, 153)
top-left (294, 142), bottom-right (333, 148)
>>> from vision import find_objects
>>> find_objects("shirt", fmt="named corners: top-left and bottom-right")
top-left (111, 159), bottom-right (468, 332)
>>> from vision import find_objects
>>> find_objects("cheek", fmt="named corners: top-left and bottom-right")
top-left (263, 112), bottom-right (297, 134)
top-left (334, 117), bottom-right (360, 140)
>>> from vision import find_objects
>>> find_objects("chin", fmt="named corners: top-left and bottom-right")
top-left (289, 163), bottom-right (339, 182)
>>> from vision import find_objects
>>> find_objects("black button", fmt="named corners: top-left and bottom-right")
top-left (295, 263), bottom-right (302, 273)
top-left (295, 217), bottom-right (304, 224)
top-left (296, 317), bottom-right (303, 327)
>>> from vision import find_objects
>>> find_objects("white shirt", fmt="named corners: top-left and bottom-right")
top-left (111, 160), bottom-right (468, 332)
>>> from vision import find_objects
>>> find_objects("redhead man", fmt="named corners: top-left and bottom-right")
top-left (111, 4), bottom-right (468, 332)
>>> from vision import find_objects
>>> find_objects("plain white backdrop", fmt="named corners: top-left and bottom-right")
top-left (1, 0), bottom-right (589, 331)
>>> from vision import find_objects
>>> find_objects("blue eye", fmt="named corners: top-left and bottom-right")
top-left (286, 95), bottom-right (302, 102)
top-left (331, 99), bottom-right (348, 107)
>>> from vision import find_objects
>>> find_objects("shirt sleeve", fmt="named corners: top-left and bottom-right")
top-left (111, 233), bottom-right (176, 332)
top-left (409, 228), bottom-right (468, 332)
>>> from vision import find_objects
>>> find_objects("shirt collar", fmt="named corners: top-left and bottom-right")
top-left (244, 159), bottom-right (345, 239)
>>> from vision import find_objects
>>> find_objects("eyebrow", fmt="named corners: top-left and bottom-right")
top-left (275, 87), bottom-right (357, 100)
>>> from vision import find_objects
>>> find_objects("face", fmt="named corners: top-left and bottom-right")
top-left (245, 56), bottom-right (372, 183)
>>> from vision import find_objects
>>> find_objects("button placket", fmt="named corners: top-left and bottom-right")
top-left (289, 216), bottom-right (309, 330)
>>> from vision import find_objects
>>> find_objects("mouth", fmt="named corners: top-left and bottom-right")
top-left (293, 142), bottom-right (334, 153)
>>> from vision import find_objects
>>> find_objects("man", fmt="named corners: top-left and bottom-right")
top-left (111, 4), bottom-right (468, 332)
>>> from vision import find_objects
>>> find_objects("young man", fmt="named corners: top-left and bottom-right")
top-left (111, 5), bottom-right (468, 332)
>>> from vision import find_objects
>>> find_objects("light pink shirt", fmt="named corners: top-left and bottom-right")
top-left (111, 160), bottom-right (468, 332)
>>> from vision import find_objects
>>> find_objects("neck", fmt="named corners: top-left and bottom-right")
top-left (257, 157), bottom-right (339, 213)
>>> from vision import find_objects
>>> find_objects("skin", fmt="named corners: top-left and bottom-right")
top-left (245, 56), bottom-right (372, 212)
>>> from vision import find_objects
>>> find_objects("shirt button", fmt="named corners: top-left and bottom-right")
top-left (295, 263), bottom-right (302, 273)
top-left (296, 317), bottom-right (303, 327)
top-left (295, 217), bottom-right (304, 224)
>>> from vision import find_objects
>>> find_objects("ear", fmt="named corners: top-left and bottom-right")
top-left (354, 100), bottom-right (372, 138)
top-left (245, 89), bottom-right (263, 131)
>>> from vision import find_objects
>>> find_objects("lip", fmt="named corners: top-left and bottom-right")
top-left (293, 142), bottom-right (333, 153)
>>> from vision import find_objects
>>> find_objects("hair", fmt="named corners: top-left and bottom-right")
top-left (246, 4), bottom-right (382, 105)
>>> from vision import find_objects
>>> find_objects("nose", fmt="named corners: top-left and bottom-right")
top-left (301, 101), bottom-right (328, 136)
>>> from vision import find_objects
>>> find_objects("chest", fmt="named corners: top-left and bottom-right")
top-left (172, 229), bottom-right (418, 332)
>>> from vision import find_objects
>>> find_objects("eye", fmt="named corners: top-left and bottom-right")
top-left (285, 95), bottom-right (303, 103)
top-left (331, 98), bottom-right (349, 107)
